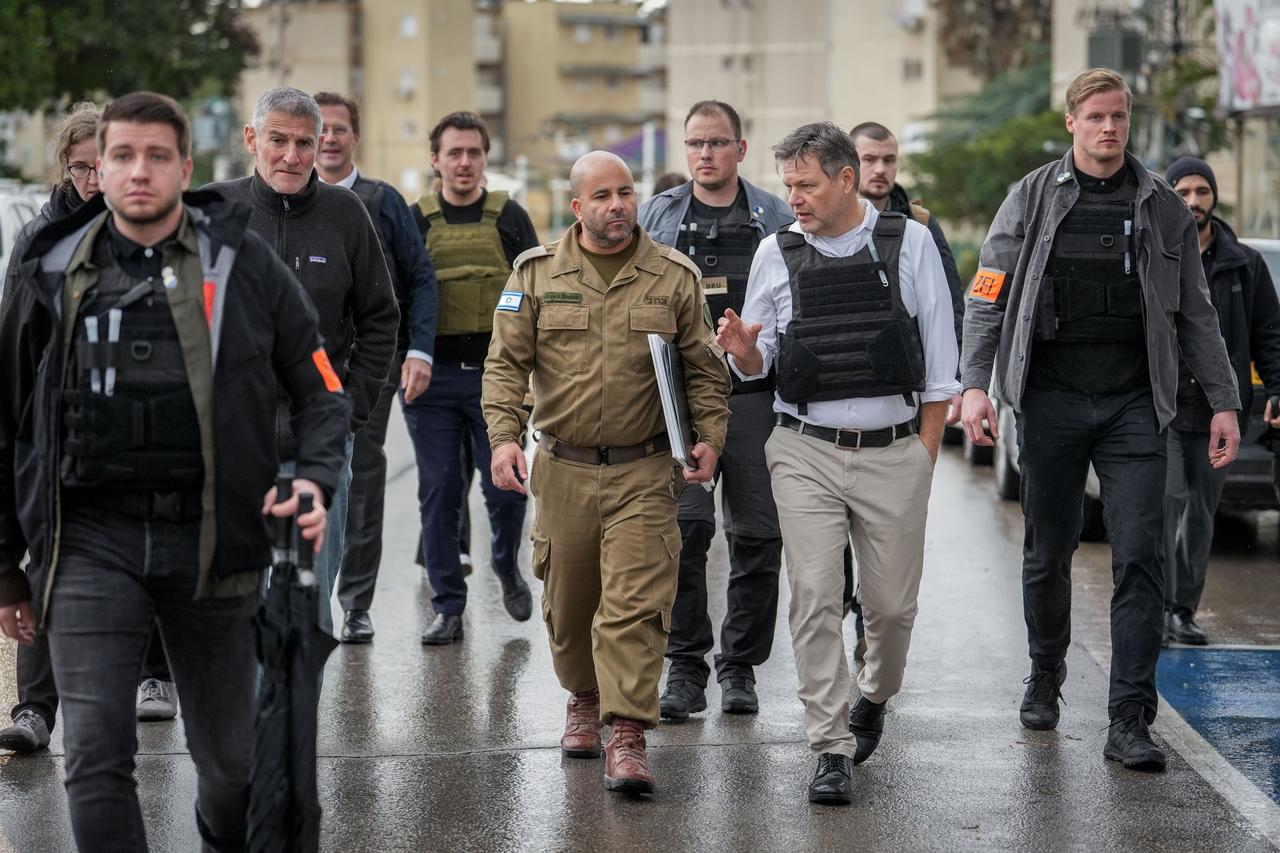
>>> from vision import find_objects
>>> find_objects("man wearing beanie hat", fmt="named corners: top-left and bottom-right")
top-left (1164, 155), bottom-right (1280, 645)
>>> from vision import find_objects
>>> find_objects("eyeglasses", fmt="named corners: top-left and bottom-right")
top-left (684, 138), bottom-right (738, 152)
top-left (68, 164), bottom-right (98, 179)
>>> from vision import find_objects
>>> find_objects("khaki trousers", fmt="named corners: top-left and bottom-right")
top-left (765, 425), bottom-right (934, 757)
top-left (530, 447), bottom-right (683, 727)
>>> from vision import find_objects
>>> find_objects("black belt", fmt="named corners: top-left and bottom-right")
top-left (63, 488), bottom-right (203, 522)
top-left (538, 432), bottom-right (671, 465)
top-left (776, 413), bottom-right (915, 450)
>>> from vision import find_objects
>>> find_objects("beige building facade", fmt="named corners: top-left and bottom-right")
top-left (665, 0), bottom-right (980, 198)
top-left (238, 0), bottom-right (474, 198)
top-left (503, 1), bottom-right (665, 175)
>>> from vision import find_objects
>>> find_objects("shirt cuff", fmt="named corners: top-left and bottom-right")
top-left (406, 350), bottom-right (433, 366)
top-left (729, 344), bottom-right (769, 382)
top-left (921, 380), bottom-right (962, 403)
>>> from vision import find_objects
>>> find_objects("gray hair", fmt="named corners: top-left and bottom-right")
top-left (252, 87), bottom-right (322, 138)
top-left (772, 121), bottom-right (860, 184)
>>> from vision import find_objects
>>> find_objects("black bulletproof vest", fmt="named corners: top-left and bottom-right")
top-left (60, 237), bottom-right (203, 489)
top-left (680, 193), bottom-right (771, 394)
top-left (351, 176), bottom-right (409, 353)
top-left (1041, 185), bottom-right (1143, 343)
top-left (775, 212), bottom-right (924, 411)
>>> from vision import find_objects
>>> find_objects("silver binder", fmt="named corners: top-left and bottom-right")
top-left (648, 334), bottom-right (696, 470)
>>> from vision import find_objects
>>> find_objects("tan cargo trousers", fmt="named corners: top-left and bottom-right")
top-left (765, 426), bottom-right (935, 758)
top-left (530, 447), bottom-right (684, 727)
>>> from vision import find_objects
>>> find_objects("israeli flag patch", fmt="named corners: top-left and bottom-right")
top-left (496, 290), bottom-right (524, 312)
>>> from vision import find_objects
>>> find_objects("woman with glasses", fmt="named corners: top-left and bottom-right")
top-left (0, 101), bottom-right (103, 756)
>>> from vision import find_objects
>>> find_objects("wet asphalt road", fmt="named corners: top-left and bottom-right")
top-left (1, 420), bottom-right (1278, 852)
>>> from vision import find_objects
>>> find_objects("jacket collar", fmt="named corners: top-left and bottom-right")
top-left (1207, 215), bottom-right (1249, 271)
top-left (1053, 149), bottom-right (1154, 198)
top-left (548, 222), bottom-right (666, 291)
top-left (250, 168), bottom-right (319, 214)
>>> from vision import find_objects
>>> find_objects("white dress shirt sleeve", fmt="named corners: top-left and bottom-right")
top-left (731, 233), bottom-right (785, 382)
top-left (900, 222), bottom-right (962, 402)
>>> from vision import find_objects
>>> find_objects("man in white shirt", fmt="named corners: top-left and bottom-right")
top-left (717, 121), bottom-right (959, 805)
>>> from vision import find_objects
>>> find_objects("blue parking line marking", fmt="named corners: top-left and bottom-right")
top-left (1158, 648), bottom-right (1280, 804)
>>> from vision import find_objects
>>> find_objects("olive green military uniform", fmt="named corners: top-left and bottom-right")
top-left (483, 222), bottom-right (730, 726)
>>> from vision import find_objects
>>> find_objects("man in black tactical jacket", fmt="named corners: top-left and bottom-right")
top-left (0, 91), bottom-right (349, 852)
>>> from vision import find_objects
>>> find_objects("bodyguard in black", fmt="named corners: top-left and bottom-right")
top-left (314, 92), bottom-right (440, 644)
top-left (961, 70), bottom-right (1239, 772)
top-left (0, 93), bottom-right (348, 852)
top-left (638, 100), bottom-right (793, 718)
top-left (1163, 156), bottom-right (1280, 644)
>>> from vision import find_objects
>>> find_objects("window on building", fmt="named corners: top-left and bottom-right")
top-left (398, 69), bottom-right (418, 100)
top-left (402, 121), bottom-right (419, 141)
top-left (606, 75), bottom-right (622, 91)
top-left (903, 58), bottom-right (923, 82)
top-left (576, 78), bottom-right (592, 94)
top-left (722, 55), bottom-right (734, 70)
top-left (400, 14), bottom-right (419, 39)
top-left (604, 23), bottom-right (620, 42)
top-left (603, 124), bottom-right (623, 144)
top-left (574, 24), bottom-right (592, 44)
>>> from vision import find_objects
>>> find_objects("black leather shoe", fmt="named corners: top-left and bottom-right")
top-left (720, 677), bottom-right (759, 714)
top-left (848, 696), bottom-right (886, 764)
top-left (1104, 705), bottom-right (1167, 772)
top-left (658, 679), bottom-right (706, 722)
top-left (421, 613), bottom-right (464, 645)
top-left (497, 571), bottom-right (532, 622)
top-left (1168, 610), bottom-right (1208, 645)
top-left (807, 753), bottom-right (854, 805)
top-left (1020, 661), bottom-right (1067, 730)
top-left (341, 609), bottom-right (374, 644)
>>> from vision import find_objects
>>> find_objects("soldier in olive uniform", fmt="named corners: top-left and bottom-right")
top-left (484, 151), bottom-right (730, 796)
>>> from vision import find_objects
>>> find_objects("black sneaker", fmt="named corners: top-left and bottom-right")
top-left (496, 571), bottom-right (532, 622)
top-left (137, 678), bottom-right (178, 722)
top-left (807, 753), bottom-right (854, 805)
top-left (848, 696), bottom-right (886, 764)
top-left (1020, 661), bottom-right (1067, 730)
top-left (1104, 705), bottom-right (1167, 772)
top-left (720, 677), bottom-right (759, 714)
top-left (658, 679), bottom-right (706, 722)
top-left (0, 709), bottom-right (50, 753)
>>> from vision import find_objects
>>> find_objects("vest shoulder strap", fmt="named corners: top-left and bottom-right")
top-left (776, 229), bottom-right (806, 251)
top-left (481, 190), bottom-right (509, 223)
top-left (872, 211), bottom-right (906, 292)
top-left (417, 193), bottom-right (444, 224)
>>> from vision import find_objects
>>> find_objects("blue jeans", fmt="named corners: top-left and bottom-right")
top-left (284, 433), bottom-right (354, 636)
top-left (401, 363), bottom-right (527, 615)
top-left (47, 507), bottom-right (258, 853)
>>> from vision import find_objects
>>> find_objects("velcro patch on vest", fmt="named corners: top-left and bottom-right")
top-left (702, 275), bottom-right (729, 295)
top-left (496, 290), bottom-right (524, 312)
top-left (543, 291), bottom-right (582, 304)
top-left (308, 256), bottom-right (327, 264)
top-left (312, 349), bottom-right (344, 392)
top-left (968, 267), bottom-right (1008, 303)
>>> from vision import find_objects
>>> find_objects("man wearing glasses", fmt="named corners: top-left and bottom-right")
top-left (638, 100), bottom-right (793, 721)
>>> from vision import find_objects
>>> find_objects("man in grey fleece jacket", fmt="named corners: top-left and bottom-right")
top-left (204, 87), bottom-right (398, 636)
top-left (959, 69), bottom-right (1238, 772)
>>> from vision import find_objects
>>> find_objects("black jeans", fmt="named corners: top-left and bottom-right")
top-left (1016, 387), bottom-right (1167, 720)
top-left (47, 508), bottom-right (257, 853)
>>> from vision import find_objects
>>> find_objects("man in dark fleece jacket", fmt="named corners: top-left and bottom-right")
top-left (204, 86), bottom-right (398, 637)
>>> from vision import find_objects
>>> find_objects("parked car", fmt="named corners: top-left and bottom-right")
top-left (0, 187), bottom-right (44, 300)
top-left (991, 238), bottom-right (1280, 540)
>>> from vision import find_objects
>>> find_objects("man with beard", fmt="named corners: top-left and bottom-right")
top-left (484, 151), bottom-right (729, 795)
top-left (204, 87), bottom-right (399, 637)
top-left (961, 70), bottom-right (1240, 771)
top-left (638, 100), bottom-right (792, 720)
top-left (1162, 156), bottom-right (1280, 645)
top-left (0, 91), bottom-right (349, 850)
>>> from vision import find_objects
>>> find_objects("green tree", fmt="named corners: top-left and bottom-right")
top-left (0, 0), bottom-right (258, 111)
top-left (933, 0), bottom-right (1052, 82)
top-left (911, 109), bottom-right (1069, 228)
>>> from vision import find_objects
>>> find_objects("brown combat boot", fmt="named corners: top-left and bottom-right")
top-left (560, 689), bottom-right (602, 758)
top-left (603, 717), bottom-right (654, 795)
